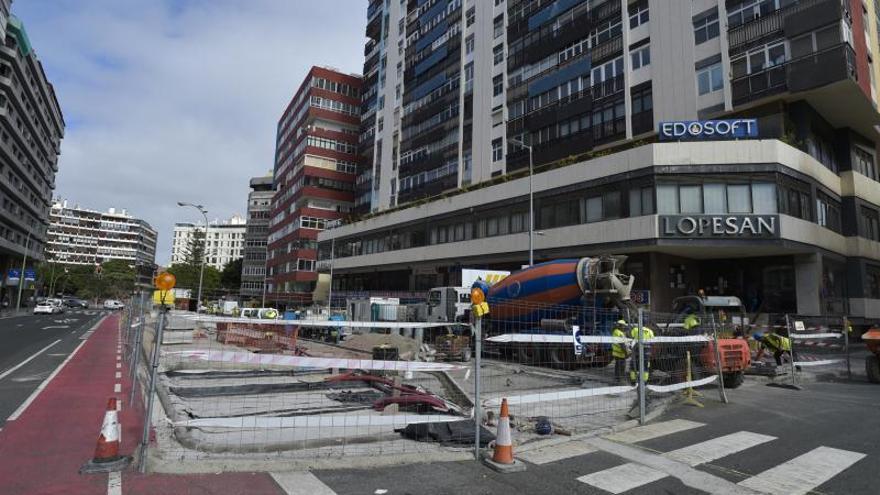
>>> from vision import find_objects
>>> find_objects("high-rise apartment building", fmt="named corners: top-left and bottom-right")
top-left (266, 67), bottom-right (361, 306)
top-left (46, 200), bottom-right (157, 285)
top-left (320, 0), bottom-right (880, 324)
top-left (171, 215), bottom-right (246, 271)
top-left (358, 0), bottom-right (504, 212)
top-left (240, 174), bottom-right (273, 299)
top-left (0, 4), bottom-right (64, 305)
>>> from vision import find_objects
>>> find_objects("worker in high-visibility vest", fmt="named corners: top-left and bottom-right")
top-left (753, 331), bottom-right (791, 365)
top-left (611, 320), bottom-right (629, 383)
top-left (629, 325), bottom-right (655, 384)
top-left (683, 313), bottom-right (700, 331)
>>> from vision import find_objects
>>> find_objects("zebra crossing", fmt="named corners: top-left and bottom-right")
top-left (519, 419), bottom-right (867, 494)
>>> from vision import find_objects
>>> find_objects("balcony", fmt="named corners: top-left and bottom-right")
top-left (731, 43), bottom-right (856, 106)
top-left (728, 0), bottom-right (844, 52)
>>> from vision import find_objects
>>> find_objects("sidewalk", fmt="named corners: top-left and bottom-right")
top-left (0, 313), bottom-right (284, 495)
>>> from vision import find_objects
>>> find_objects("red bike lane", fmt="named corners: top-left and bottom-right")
top-left (0, 313), bottom-right (283, 495)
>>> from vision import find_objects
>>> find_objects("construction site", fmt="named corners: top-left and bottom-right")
top-left (125, 256), bottom-right (865, 473)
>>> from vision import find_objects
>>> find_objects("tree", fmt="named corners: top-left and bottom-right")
top-left (220, 258), bottom-right (243, 290)
top-left (166, 263), bottom-right (221, 294)
top-left (182, 228), bottom-right (206, 266)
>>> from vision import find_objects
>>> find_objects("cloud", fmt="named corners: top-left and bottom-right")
top-left (12, 0), bottom-right (366, 265)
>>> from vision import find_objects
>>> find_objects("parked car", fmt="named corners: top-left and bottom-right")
top-left (33, 301), bottom-right (58, 314)
top-left (47, 298), bottom-right (65, 313)
top-left (63, 297), bottom-right (89, 309)
top-left (103, 299), bottom-right (124, 310)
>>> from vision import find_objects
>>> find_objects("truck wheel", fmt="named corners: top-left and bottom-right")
top-left (547, 346), bottom-right (572, 370)
top-left (461, 347), bottom-right (473, 362)
top-left (722, 371), bottom-right (745, 389)
top-left (517, 345), bottom-right (540, 365)
top-left (867, 354), bottom-right (880, 384)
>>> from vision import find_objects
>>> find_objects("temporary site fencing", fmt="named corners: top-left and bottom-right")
top-left (124, 296), bottom-right (738, 469)
top-left (783, 315), bottom-right (852, 387)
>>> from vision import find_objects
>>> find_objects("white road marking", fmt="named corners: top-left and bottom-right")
top-left (520, 441), bottom-right (596, 465)
top-left (0, 340), bottom-right (62, 381)
top-left (116, 400), bottom-right (122, 412)
top-left (107, 470), bottom-right (122, 495)
top-left (114, 383), bottom-right (121, 393)
top-left (270, 472), bottom-right (337, 495)
top-left (666, 431), bottom-right (777, 467)
top-left (115, 372), bottom-right (122, 379)
top-left (605, 419), bottom-right (705, 444)
top-left (116, 356), bottom-right (121, 361)
top-left (41, 325), bottom-right (69, 330)
top-left (578, 432), bottom-right (776, 494)
top-left (116, 363), bottom-right (121, 369)
top-left (739, 446), bottom-right (866, 495)
top-left (578, 461), bottom-right (667, 494)
top-left (7, 340), bottom-right (87, 421)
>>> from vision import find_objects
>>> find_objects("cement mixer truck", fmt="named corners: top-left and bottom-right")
top-left (481, 255), bottom-right (750, 387)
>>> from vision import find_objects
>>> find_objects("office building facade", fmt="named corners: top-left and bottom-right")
top-left (171, 215), bottom-right (246, 271)
top-left (240, 175), bottom-right (273, 299)
top-left (266, 66), bottom-right (361, 306)
top-left (319, 0), bottom-right (880, 324)
top-left (0, 5), bottom-right (65, 304)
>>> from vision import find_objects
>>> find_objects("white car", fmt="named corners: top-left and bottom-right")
top-left (34, 301), bottom-right (60, 314)
top-left (103, 299), bottom-right (124, 310)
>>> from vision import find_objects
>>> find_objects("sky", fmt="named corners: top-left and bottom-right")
top-left (12, 0), bottom-right (365, 265)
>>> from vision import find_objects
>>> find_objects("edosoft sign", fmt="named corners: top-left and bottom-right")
top-left (658, 119), bottom-right (758, 141)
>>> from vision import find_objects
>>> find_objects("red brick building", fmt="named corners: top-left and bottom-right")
top-left (266, 66), bottom-right (361, 307)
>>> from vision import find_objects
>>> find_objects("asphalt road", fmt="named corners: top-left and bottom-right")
top-left (314, 374), bottom-right (880, 495)
top-left (0, 309), bottom-right (109, 427)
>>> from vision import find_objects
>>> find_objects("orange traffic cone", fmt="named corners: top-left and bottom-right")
top-left (492, 398), bottom-right (514, 464)
top-left (483, 398), bottom-right (525, 472)
top-left (80, 398), bottom-right (131, 474)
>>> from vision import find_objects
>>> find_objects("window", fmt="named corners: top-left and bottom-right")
top-left (731, 41), bottom-right (787, 77)
top-left (657, 182), bottom-right (776, 214)
top-left (466, 7), bottom-right (475, 26)
top-left (492, 138), bottom-right (503, 162)
top-left (631, 45), bottom-right (650, 70)
top-left (585, 196), bottom-right (603, 222)
top-left (867, 265), bottom-right (880, 299)
top-left (493, 44), bottom-right (504, 65)
top-left (703, 184), bottom-right (727, 213)
top-left (296, 259), bottom-right (316, 272)
top-left (493, 14), bottom-right (504, 38)
top-left (697, 63), bottom-right (724, 95)
top-left (629, 186), bottom-right (654, 216)
top-left (629, 2), bottom-right (649, 29)
top-left (631, 87), bottom-right (653, 113)
top-left (853, 146), bottom-right (878, 181)
top-left (816, 193), bottom-right (841, 233)
top-left (591, 57), bottom-right (624, 84)
top-left (680, 185), bottom-right (702, 213)
top-left (862, 206), bottom-right (880, 241)
top-left (791, 25), bottom-right (841, 59)
top-left (493, 74), bottom-right (503, 96)
top-left (694, 12), bottom-right (720, 45)
top-left (466, 34), bottom-right (475, 54)
top-left (727, 0), bottom-right (795, 28)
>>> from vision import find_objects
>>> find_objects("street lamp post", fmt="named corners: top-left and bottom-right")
top-left (177, 202), bottom-right (209, 313)
top-left (15, 231), bottom-right (31, 311)
top-left (508, 137), bottom-right (535, 266)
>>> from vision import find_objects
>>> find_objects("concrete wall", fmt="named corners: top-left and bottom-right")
top-left (649, 0), bottom-right (699, 122)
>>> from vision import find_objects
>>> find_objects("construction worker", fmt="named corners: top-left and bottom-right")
top-left (611, 320), bottom-right (629, 383)
top-left (683, 312), bottom-right (700, 331)
top-left (629, 324), bottom-right (655, 384)
top-left (753, 331), bottom-right (791, 366)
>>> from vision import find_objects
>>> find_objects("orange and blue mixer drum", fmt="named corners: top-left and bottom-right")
top-left (487, 259), bottom-right (584, 321)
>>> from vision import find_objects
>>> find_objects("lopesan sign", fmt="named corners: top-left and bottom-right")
top-left (659, 215), bottom-right (778, 238)
top-left (658, 119), bottom-right (758, 141)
